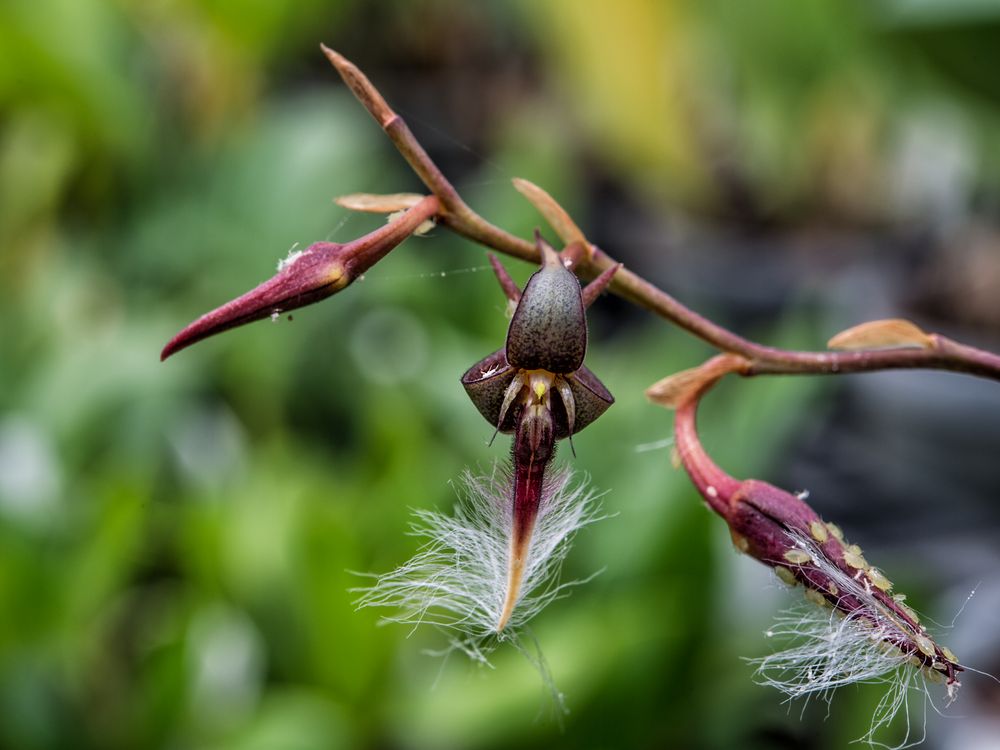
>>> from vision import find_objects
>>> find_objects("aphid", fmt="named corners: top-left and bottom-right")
top-left (809, 520), bottom-right (828, 543)
top-left (783, 549), bottom-right (813, 565)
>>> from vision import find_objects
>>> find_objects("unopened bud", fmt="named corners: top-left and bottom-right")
top-left (161, 195), bottom-right (438, 359)
top-left (672, 388), bottom-right (962, 729)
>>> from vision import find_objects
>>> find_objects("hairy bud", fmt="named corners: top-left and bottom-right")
top-left (673, 390), bottom-right (962, 745)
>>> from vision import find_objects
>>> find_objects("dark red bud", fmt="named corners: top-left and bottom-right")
top-left (161, 242), bottom-right (348, 360)
top-left (674, 393), bottom-right (962, 685)
top-left (161, 196), bottom-right (438, 360)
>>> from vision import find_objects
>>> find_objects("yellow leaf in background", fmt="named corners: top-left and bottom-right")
top-left (522, 0), bottom-right (711, 205)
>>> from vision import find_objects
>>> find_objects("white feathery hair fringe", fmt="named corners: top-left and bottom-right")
top-left (354, 462), bottom-right (604, 666)
top-left (748, 529), bottom-right (957, 750)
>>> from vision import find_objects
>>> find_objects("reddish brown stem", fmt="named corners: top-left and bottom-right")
top-left (320, 45), bottom-right (1000, 385)
top-left (673, 389), bottom-right (740, 517)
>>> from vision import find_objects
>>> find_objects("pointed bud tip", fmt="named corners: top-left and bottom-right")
top-left (319, 43), bottom-right (394, 127)
top-left (160, 340), bottom-right (180, 361)
top-left (319, 43), bottom-right (344, 66)
top-left (533, 230), bottom-right (561, 268)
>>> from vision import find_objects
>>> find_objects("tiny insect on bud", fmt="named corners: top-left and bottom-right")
top-left (809, 520), bottom-right (828, 543)
top-left (843, 546), bottom-right (868, 570)
top-left (783, 549), bottom-right (812, 565)
top-left (803, 587), bottom-right (829, 608)
top-left (774, 566), bottom-right (798, 587)
top-left (867, 567), bottom-right (893, 592)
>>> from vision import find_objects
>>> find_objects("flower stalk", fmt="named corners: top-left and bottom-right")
top-left (319, 45), bottom-right (1000, 383)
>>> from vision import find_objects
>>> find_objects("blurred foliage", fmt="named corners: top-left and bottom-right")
top-left (2, 1), bottom-right (999, 748)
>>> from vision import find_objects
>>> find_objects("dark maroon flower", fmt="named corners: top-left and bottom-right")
top-left (460, 233), bottom-right (618, 629)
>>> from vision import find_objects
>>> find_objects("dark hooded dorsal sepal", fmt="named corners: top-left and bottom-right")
top-left (505, 236), bottom-right (586, 374)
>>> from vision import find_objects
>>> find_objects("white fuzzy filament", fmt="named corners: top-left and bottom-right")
top-left (749, 530), bottom-right (957, 749)
top-left (354, 463), bottom-right (603, 665)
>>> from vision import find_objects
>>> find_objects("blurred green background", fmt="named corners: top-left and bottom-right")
top-left (3, 1), bottom-right (1000, 748)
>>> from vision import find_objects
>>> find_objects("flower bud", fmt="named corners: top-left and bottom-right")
top-left (672, 390), bottom-right (962, 727)
top-left (161, 195), bottom-right (438, 360)
top-left (729, 479), bottom-right (960, 685)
